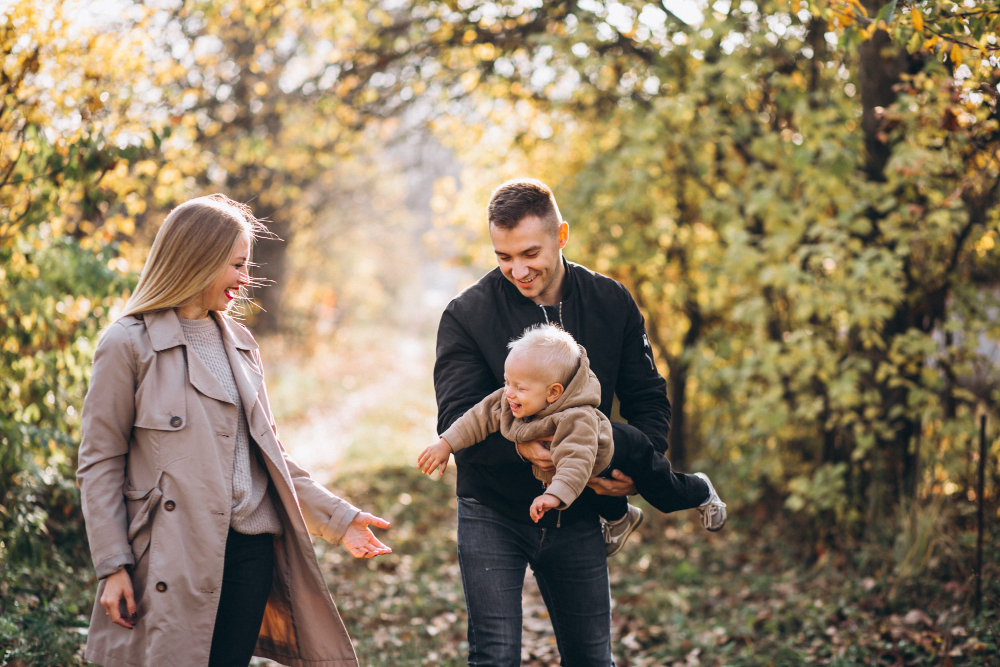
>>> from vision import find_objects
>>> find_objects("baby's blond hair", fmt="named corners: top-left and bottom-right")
top-left (507, 324), bottom-right (581, 387)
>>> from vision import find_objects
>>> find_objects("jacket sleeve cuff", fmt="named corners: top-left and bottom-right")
top-left (318, 503), bottom-right (361, 545)
top-left (441, 423), bottom-right (471, 452)
top-left (94, 549), bottom-right (136, 580)
top-left (543, 480), bottom-right (578, 511)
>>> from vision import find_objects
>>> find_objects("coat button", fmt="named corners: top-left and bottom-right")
top-left (156, 582), bottom-right (167, 592)
top-left (169, 416), bottom-right (182, 428)
top-left (164, 500), bottom-right (176, 511)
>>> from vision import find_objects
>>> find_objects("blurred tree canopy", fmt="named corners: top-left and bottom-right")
top-left (408, 0), bottom-right (1000, 533)
top-left (1, 0), bottom-right (999, 661)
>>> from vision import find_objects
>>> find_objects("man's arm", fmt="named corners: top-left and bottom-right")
top-left (434, 305), bottom-right (524, 466)
top-left (614, 288), bottom-right (671, 454)
top-left (588, 287), bottom-right (672, 497)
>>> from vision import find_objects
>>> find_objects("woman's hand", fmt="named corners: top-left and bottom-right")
top-left (100, 567), bottom-right (136, 629)
top-left (342, 512), bottom-right (392, 559)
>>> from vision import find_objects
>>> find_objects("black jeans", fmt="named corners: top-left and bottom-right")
top-left (457, 497), bottom-right (616, 667)
top-left (208, 529), bottom-right (275, 667)
top-left (595, 435), bottom-right (710, 521)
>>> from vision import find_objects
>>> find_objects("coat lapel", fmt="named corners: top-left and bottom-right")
top-left (214, 312), bottom-right (264, 417)
top-left (145, 310), bottom-right (232, 405)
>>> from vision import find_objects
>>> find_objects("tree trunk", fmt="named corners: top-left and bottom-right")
top-left (668, 359), bottom-right (688, 470)
top-left (248, 223), bottom-right (289, 334)
top-left (857, 2), bottom-right (914, 181)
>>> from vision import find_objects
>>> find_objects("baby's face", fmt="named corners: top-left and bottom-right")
top-left (503, 352), bottom-right (561, 419)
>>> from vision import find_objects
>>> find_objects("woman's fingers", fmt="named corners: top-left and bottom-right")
top-left (123, 583), bottom-right (137, 619)
top-left (360, 512), bottom-right (391, 530)
top-left (100, 570), bottom-right (135, 629)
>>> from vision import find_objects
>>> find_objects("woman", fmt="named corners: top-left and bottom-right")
top-left (78, 194), bottom-right (391, 667)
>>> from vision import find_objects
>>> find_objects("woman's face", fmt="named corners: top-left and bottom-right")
top-left (203, 233), bottom-right (251, 313)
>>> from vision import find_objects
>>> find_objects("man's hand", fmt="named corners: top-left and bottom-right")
top-left (417, 438), bottom-right (453, 476)
top-left (100, 567), bottom-right (136, 629)
top-left (586, 469), bottom-right (637, 497)
top-left (342, 512), bottom-right (392, 558)
top-left (529, 493), bottom-right (561, 523)
top-left (515, 437), bottom-right (555, 474)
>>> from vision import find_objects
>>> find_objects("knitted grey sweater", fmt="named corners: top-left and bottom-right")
top-left (179, 317), bottom-right (282, 536)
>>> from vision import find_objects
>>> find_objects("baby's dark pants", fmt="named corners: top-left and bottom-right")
top-left (595, 436), bottom-right (710, 522)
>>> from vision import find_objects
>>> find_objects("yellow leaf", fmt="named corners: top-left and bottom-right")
top-left (950, 43), bottom-right (963, 66)
top-left (792, 0), bottom-right (801, 14)
top-left (912, 9), bottom-right (923, 32)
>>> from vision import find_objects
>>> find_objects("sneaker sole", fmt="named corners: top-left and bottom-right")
top-left (703, 507), bottom-right (727, 532)
top-left (607, 511), bottom-right (644, 558)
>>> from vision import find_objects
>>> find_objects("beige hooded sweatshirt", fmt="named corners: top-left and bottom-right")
top-left (441, 347), bottom-right (614, 510)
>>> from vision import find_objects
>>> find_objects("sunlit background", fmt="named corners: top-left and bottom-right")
top-left (2, 0), bottom-right (999, 664)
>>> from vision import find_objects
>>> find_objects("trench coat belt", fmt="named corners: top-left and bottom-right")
top-left (123, 470), bottom-right (165, 563)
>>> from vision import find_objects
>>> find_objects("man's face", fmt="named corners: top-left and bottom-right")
top-left (490, 215), bottom-right (569, 305)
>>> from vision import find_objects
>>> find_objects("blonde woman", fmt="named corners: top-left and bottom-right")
top-left (78, 194), bottom-right (390, 667)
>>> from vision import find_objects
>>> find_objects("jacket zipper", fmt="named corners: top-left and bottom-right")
top-left (539, 303), bottom-right (565, 328)
top-left (541, 302), bottom-right (564, 532)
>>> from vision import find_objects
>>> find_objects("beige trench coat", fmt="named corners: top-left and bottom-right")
top-left (78, 309), bottom-right (361, 667)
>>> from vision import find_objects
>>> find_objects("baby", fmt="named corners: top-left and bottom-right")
top-left (419, 325), bottom-right (726, 535)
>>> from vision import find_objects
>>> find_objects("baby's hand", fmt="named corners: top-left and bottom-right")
top-left (417, 438), bottom-right (453, 476)
top-left (529, 493), bottom-right (562, 523)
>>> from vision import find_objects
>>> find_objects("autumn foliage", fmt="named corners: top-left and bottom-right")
top-left (1, 0), bottom-right (999, 663)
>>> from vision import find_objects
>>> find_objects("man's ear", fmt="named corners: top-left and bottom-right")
top-left (547, 383), bottom-right (565, 404)
top-left (557, 221), bottom-right (569, 250)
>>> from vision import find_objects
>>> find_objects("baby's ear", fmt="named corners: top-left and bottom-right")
top-left (547, 383), bottom-right (565, 403)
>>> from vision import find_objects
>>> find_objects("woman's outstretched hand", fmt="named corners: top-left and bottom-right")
top-left (100, 567), bottom-right (136, 629)
top-left (342, 512), bottom-right (392, 559)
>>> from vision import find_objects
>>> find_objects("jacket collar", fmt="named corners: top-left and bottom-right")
top-left (144, 309), bottom-right (187, 352)
top-left (213, 311), bottom-right (264, 412)
top-left (144, 309), bottom-right (258, 352)
top-left (143, 309), bottom-right (262, 409)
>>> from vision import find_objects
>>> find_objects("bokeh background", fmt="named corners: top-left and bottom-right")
top-left (2, 0), bottom-right (1000, 664)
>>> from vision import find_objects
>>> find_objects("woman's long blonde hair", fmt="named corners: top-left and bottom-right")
top-left (121, 194), bottom-right (270, 318)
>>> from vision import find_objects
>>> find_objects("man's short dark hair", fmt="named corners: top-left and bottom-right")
top-left (487, 179), bottom-right (562, 235)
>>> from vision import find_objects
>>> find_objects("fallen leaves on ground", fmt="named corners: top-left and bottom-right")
top-left (259, 466), bottom-right (998, 666)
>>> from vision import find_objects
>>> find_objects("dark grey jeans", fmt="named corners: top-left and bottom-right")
top-left (208, 528), bottom-right (274, 667)
top-left (457, 497), bottom-right (616, 667)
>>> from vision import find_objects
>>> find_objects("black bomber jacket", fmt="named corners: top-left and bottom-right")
top-left (433, 258), bottom-right (672, 527)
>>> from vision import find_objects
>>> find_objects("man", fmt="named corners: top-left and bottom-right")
top-left (434, 179), bottom-right (717, 666)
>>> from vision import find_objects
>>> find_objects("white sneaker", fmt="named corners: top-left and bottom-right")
top-left (694, 472), bottom-right (727, 532)
top-left (603, 504), bottom-right (644, 557)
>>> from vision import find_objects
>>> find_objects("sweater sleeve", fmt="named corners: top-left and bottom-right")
top-left (541, 411), bottom-right (600, 510)
top-left (440, 388), bottom-right (504, 452)
top-left (434, 305), bottom-right (524, 466)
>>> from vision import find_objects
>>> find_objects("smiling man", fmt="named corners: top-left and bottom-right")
top-left (434, 179), bottom-right (717, 666)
